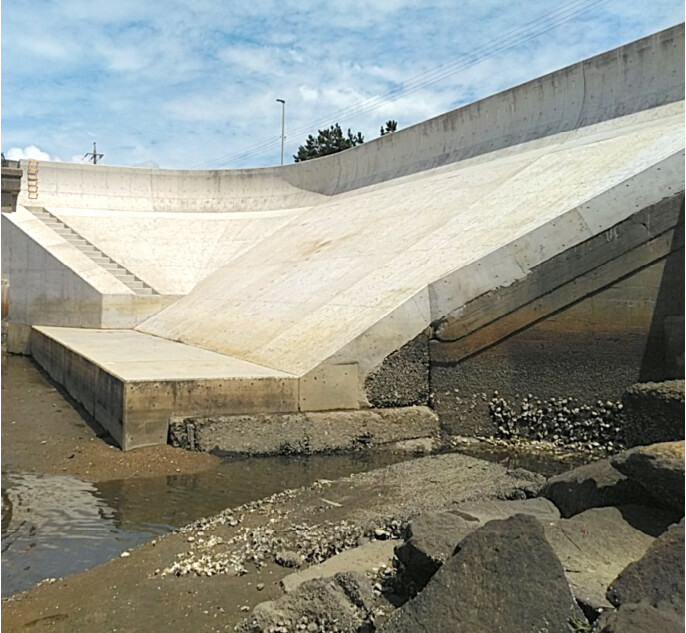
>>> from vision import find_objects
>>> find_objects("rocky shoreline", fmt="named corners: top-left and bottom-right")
top-left (2, 441), bottom-right (683, 633)
top-left (232, 441), bottom-right (684, 633)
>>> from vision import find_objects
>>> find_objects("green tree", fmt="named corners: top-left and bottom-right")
top-left (294, 124), bottom-right (365, 162)
top-left (380, 120), bottom-right (398, 136)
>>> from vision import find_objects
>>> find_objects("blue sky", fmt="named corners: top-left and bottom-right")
top-left (1, 0), bottom-right (683, 169)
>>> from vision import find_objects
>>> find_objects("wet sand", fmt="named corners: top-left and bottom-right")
top-left (1, 354), bottom-right (220, 482)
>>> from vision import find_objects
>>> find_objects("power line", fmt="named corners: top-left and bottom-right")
top-left (193, 0), bottom-right (609, 169)
top-left (195, 0), bottom-right (605, 168)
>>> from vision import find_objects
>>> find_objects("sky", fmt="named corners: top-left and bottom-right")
top-left (1, 0), bottom-right (683, 170)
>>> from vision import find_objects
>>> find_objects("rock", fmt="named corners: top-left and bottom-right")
top-left (235, 572), bottom-right (375, 633)
top-left (622, 380), bottom-right (684, 447)
top-left (594, 599), bottom-right (684, 633)
top-left (611, 441), bottom-right (685, 512)
top-left (539, 458), bottom-right (652, 518)
top-left (394, 510), bottom-right (476, 590)
top-left (274, 550), bottom-right (302, 569)
top-left (606, 521), bottom-right (684, 609)
top-left (281, 539), bottom-right (396, 593)
top-left (394, 498), bottom-right (557, 590)
top-left (542, 505), bottom-right (679, 615)
top-left (454, 496), bottom-right (560, 523)
top-left (381, 514), bottom-right (585, 633)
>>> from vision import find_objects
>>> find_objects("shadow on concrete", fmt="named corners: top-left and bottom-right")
top-left (639, 195), bottom-right (685, 381)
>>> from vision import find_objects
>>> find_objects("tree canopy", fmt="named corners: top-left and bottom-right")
top-left (380, 120), bottom-right (398, 136)
top-left (294, 124), bottom-right (364, 162)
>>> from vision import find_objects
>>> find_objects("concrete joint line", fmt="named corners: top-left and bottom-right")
top-left (431, 229), bottom-right (680, 365)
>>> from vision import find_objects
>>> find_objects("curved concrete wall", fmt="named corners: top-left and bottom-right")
top-left (9, 25), bottom-right (685, 449)
top-left (17, 24), bottom-right (683, 213)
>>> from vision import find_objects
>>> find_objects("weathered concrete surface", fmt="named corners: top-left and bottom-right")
top-left (611, 441), bottom-right (685, 512)
top-left (432, 201), bottom-right (685, 437)
top-left (365, 330), bottom-right (430, 408)
top-left (170, 406), bottom-right (439, 456)
top-left (540, 458), bottom-right (652, 518)
top-left (382, 514), bottom-right (585, 633)
top-left (3, 27), bottom-right (684, 449)
top-left (622, 380), bottom-right (685, 447)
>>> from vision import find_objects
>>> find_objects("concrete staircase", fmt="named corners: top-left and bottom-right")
top-left (28, 206), bottom-right (157, 296)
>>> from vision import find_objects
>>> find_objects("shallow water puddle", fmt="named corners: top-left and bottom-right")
top-left (1, 452), bottom-right (411, 597)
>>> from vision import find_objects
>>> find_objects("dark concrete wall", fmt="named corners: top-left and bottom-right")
top-left (413, 193), bottom-right (685, 438)
top-left (432, 237), bottom-right (684, 436)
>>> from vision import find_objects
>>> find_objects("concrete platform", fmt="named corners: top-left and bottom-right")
top-left (30, 326), bottom-right (297, 450)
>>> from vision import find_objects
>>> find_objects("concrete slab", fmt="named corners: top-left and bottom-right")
top-left (30, 326), bottom-right (298, 450)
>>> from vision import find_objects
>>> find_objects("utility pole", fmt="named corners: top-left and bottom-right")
top-left (276, 99), bottom-right (285, 165)
top-left (84, 142), bottom-right (104, 165)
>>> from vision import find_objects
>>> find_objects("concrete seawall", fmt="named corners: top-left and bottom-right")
top-left (3, 25), bottom-right (684, 449)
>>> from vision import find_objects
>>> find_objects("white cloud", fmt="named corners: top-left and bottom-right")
top-left (5, 146), bottom-right (55, 161)
top-left (2, 0), bottom-right (683, 169)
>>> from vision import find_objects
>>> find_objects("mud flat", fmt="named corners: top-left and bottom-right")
top-left (0, 451), bottom-right (542, 633)
top-left (1, 354), bottom-right (219, 482)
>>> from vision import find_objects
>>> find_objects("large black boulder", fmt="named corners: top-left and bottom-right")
top-left (539, 458), bottom-right (651, 518)
top-left (381, 513), bottom-right (585, 633)
top-left (606, 520), bottom-right (684, 609)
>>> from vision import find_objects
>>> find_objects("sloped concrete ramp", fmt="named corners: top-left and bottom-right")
top-left (5, 25), bottom-right (684, 449)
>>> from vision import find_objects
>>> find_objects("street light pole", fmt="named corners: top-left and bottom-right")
top-left (276, 98), bottom-right (285, 165)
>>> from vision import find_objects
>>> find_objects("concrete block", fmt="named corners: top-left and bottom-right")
top-left (6, 323), bottom-right (31, 354)
top-left (299, 364), bottom-right (359, 411)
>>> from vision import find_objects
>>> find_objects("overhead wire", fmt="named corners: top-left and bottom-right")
top-left (192, 0), bottom-right (609, 169)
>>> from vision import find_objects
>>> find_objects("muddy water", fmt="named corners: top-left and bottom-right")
top-left (1, 452), bottom-right (410, 597)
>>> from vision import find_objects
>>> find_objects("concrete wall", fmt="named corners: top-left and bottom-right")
top-left (1, 209), bottom-right (179, 351)
top-left (15, 25), bottom-right (683, 213)
top-left (4, 26), bottom-right (684, 450)
top-left (431, 195), bottom-right (685, 436)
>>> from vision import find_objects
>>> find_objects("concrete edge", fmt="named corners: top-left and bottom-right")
top-left (168, 406), bottom-right (441, 456)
